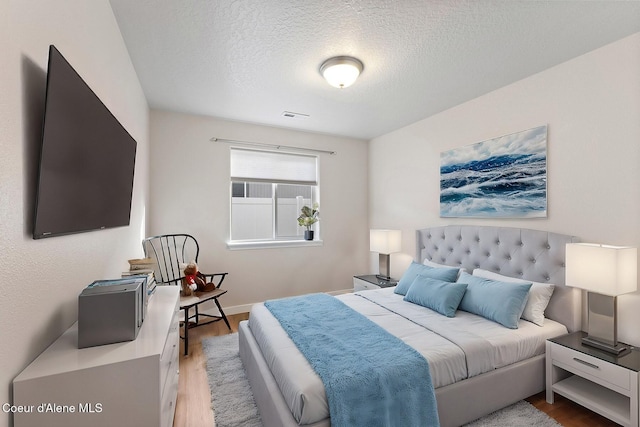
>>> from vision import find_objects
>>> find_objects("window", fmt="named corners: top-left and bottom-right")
top-left (229, 148), bottom-right (319, 246)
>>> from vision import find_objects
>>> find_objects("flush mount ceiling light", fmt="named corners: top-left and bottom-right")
top-left (319, 56), bottom-right (364, 89)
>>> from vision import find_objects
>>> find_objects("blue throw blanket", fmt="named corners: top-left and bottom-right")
top-left (264, 293), bottom-right (439, 427)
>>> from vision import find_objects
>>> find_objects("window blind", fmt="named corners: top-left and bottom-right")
top-left (230, 148), bottom-right (318, 185)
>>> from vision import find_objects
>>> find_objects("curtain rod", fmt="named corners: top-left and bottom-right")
top-left (210, 137), bottom-right (336, 155)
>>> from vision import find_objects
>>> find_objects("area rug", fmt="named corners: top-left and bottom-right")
top-left (203, 334), bottom-right (560, 427)
top-left (202, 334), bottom-right (262, 427)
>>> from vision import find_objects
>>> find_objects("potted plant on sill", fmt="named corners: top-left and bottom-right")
top-left (297, 203), bottom-right (319, 241)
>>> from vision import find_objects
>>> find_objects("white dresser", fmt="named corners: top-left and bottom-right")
top-left (13, 286), bottom-right (180, 427)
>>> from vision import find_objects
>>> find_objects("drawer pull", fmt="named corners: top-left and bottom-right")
top-left (573, 357), bottom-right (599, 369)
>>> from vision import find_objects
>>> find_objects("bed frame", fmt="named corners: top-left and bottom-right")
top-left (239, 225), bottom-right (581, 427)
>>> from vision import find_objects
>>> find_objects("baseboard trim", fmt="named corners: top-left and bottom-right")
top-left (223, 303), bottom-right (255, 316)
top-left (326, 288), bottom-right (353, 296)
top-left (199, 289), bottom-right (353, 317)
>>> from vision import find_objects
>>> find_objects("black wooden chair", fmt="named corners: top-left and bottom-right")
top-left (142, 234), bottom-right (230, 355)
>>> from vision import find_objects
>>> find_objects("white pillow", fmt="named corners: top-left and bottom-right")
top-left (423, 259), bottom-right (467, 280)
top-left (471, 268), bottom-right (554, 326)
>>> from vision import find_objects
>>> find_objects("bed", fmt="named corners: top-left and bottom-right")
top-left (239, 225), bottom-right (582, 426)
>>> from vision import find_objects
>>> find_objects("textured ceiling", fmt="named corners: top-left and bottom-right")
top-left (109, 1), bottom-right (640, 140)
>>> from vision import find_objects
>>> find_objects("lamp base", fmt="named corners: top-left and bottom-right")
top-left (581, 336), bottom-right (630, 355)
top-left (378, 253), bottom-right (391, 281)
top-left (584, 292), bottom-right (628, 355)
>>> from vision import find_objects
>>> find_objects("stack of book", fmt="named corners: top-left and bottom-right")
top-left (123, 258), bottom-right (157, 296)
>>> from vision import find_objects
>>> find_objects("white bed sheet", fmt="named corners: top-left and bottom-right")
top-left (247, 288), bottom-right (568, 425)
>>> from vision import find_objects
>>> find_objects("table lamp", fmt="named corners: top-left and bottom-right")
top-left (370, 230), bottom-right (401, 280)
top-left (565, 243), bottom-right (637, 354)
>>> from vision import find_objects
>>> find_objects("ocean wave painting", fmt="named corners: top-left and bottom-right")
top-left (440, 125), bottom-right (547, 218)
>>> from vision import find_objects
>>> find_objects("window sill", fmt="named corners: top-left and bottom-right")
top-left (226, 239), bottom-right (323, 250)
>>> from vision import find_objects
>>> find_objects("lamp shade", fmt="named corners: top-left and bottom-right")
top-left (320, 56), bottom-right (363, 89)
top-left (566, 243), bottom-right (638, 296)
top-left (370, 230), bottom-right (401, 254)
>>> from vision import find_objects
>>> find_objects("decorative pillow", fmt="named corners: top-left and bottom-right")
top-left (457, 272), bottom-right (531, 329)
top-left (403, 276), bottom-right (468, 317)
top-left (394, 262), bottom-right (460, 295)
top-left (472, 269), bottom-right (555, 327)
top-left (422, 259), bottom-right (467, 279)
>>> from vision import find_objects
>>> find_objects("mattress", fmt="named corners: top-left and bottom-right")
top-left (248, 288), bottom-right (568, 425)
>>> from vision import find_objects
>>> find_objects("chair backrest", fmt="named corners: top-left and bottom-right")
top-left (142, 234), bottom-right (200, 286)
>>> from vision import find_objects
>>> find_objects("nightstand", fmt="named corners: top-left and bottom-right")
top-left (546, 331), bottom-right (640, 427)
top-left (353, 275), bottom-right (397, 292)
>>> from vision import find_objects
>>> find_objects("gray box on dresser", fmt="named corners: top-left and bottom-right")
top-left (78, 279), bottom-right (145, 348)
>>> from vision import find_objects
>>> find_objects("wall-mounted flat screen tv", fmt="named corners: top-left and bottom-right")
top-left (33, 45), bottom-right (137, 239)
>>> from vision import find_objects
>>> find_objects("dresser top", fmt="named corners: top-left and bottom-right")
top-left (14, 286), bottom-right (179, 381)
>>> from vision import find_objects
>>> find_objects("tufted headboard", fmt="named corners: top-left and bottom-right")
top-left (416, 225), bottom-right (582, 332)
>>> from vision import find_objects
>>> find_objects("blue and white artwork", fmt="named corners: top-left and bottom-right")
top-left (440, 125), bottom-right (547, 218)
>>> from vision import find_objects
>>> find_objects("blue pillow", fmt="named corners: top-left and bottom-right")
top-left (403, 276), bottom-right (468, 317)
top-left (394, 262), bottom-right (460, 295)
top-left (457, 272), bottom-right (532, 329)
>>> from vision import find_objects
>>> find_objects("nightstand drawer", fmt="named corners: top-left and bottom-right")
top-left (552, 343), bottom-right (632, 391)
top-left (353, 277), bottom-right (380, 292)
top-left (353, 275), bottom-right (397, 292)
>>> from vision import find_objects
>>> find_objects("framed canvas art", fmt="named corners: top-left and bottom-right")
top-left (440, 125), bottom-right (547, 218)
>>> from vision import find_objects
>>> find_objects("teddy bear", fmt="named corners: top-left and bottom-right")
top-left (181, 261), bottom-right (217, 296)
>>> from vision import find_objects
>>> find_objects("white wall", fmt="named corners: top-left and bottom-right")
top-left (369, 33), bottom-right (640, 345)
top-left (149, 110), bottom-right (369, 310)
top-left (1, 2), bottom-right (149, 425)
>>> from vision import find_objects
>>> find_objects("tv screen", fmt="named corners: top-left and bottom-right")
top-left (33, 45), bottom-right (137, 239)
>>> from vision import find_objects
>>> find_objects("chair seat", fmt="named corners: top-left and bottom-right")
top-left (179, 288), bottom-right (227, 308)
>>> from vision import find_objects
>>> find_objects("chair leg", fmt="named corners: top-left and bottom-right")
top-left (214, 298), bottom-right (231, 330)
top-left (183, 306), bottom-right (189, 356)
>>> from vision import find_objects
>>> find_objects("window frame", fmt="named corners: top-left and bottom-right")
top-left (227, 148), bottom-right (321, 249)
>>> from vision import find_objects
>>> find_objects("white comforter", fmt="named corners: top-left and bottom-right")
top-left (248, 288), bottom-right (567, 425)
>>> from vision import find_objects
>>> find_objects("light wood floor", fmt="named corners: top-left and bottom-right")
top-left (173, 312), bottom-right (249, 427)
top-left (173, 313), bottom-right (619, 427)
top-left (526, 392), bottom-right (619, 427)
